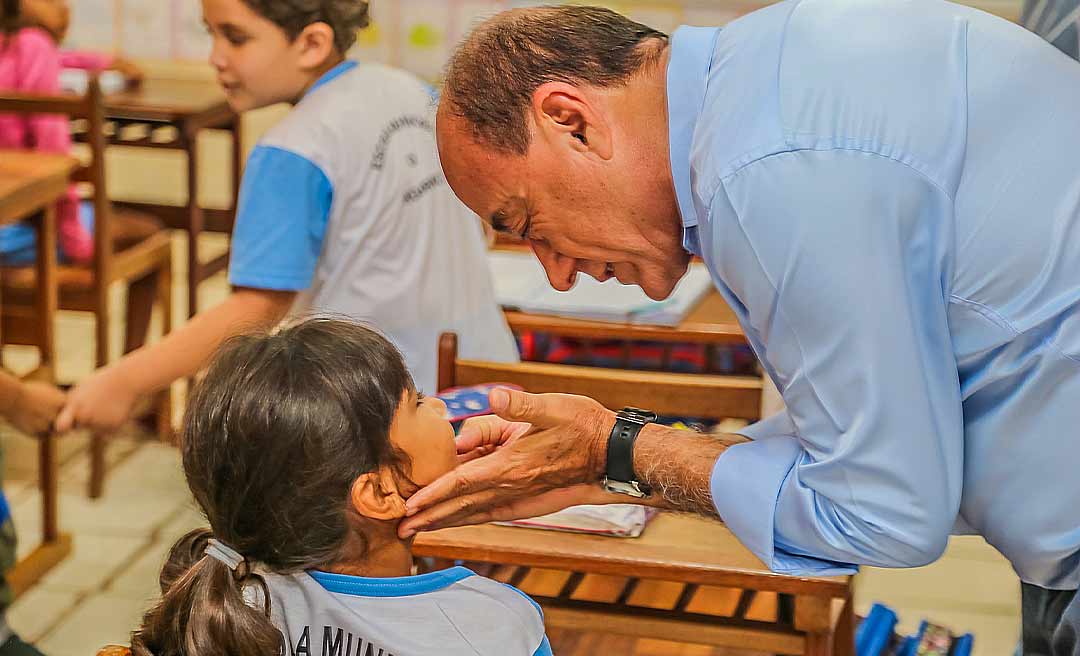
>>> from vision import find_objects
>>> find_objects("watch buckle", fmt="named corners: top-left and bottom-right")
top-left (603, 478), bottom-right (651, 499)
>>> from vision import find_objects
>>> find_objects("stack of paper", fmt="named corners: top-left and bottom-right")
top-left (498, 504), bottom-right (657, 538)
top-left (488, 251), bottom-right (713, 327)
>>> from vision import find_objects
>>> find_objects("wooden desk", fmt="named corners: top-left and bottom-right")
top-left (504, 289), bottom-right (745, 346)
top-left (0, 149), bottom-right (76, 596)
top-left (415, 514), bottom-right (853, 655)
top-left (74, 78), bottom-right (242, 317)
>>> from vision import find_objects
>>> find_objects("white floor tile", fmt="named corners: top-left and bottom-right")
top-left (5, 587), bottom-right (79, 643)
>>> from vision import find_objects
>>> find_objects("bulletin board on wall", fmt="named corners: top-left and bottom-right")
top-left (68, 0), bottom-right (1023, 81)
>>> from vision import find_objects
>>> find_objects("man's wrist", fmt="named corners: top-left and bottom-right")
top-left (586, 408), bottom-right (617, 481)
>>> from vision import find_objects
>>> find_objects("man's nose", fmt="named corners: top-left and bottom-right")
top-left (531, 240), bottom-right (578, 291)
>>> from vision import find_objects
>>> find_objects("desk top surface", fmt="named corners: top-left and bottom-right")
top-left (414, 512), bottom-right (848, 597)
top-left (104, 78), bottom-right (232, 122)
top-left (0, 151), bottom-right (78, 225)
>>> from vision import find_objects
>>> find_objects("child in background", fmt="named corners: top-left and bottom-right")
top-left (0, 374), bottom-right (64, 656)
top-left (19, 0), bottom-right (143, 84)
top-left (0, 0), bottom-right (94, 263)
top-left (58, 0), bottom-right (517, 433)
top-left (132, 318), bottom-right (550, 656)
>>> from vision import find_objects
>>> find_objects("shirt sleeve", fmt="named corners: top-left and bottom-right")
top-left (709, 149), bottom-right (964, 575)
top-left (15, 30), bottom-right (70, 154)
top-left (502, 583), bottom-right (552, 656)
top-left (228, 145), bottom-right (333, 291)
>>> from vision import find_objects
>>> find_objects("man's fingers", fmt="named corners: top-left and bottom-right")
top-left (455, 416), bottom-right (506, 453)
top-left (404, 456), bottom-right (503, 517)
top-left (398, 488), bottom-right (501, 538)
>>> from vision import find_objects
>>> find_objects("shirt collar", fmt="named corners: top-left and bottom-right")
top-left (308, 566), bottom-right (475, 597)
top-left (666, 26), bottom-right (720, 234)
top-left (307, 59), bottom-right (359, 96)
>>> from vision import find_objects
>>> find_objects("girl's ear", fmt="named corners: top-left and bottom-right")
top-left (349, 467), bottom-right (407, 521)
top-left (295, 21), bottom-right (337, 70)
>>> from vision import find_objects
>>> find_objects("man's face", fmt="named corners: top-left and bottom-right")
top-left (436, 105), bottom-right (690, 301)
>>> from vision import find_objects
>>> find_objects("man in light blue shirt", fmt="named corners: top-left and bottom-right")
top-left (1023, 0), bottom-right (1080, 59)
top-left (405, 2), bottom-right (1080, 651)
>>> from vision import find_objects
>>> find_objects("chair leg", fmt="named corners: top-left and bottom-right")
top-left (155, 261), bottom-right (174, 442)
top-left (123, 271), bottom-right (158, 355)
top-left (88, 298), bottom-right (110, 500)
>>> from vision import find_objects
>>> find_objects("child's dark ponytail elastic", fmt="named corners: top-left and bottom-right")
top-left (131, 528), bottom-right (281, 656)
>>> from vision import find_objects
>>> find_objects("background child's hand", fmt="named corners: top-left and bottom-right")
top-left (9, 381), bottom-right (66, 436)
top-left (110, 56), bottom-right (144, 88)
top-left (55, 367), bottom-right (139, 433)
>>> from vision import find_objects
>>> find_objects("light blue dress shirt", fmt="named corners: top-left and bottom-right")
top-left (668, 0), bottom-right (1080, 587)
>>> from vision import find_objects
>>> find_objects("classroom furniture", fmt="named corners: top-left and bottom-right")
top-left (415, 333), bottom-right (854, 655)
top-left (0, 77), bottom-right (175, 499)
top-left (73, 77), bottom-right (241, 319)
top-left (0, 149), bottom-right (77, 595)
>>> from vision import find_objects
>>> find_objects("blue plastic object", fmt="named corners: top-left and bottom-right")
top-left (856, 603), bottom-right (898, 656)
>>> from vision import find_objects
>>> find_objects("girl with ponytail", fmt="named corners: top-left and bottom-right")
top-left (132, 318), bottom-right (551, 656)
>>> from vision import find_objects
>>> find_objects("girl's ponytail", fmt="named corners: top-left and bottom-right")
top-left (131, 528), bottom-right (281, 656)
top-left (2, 0), bottom-right (21, 41)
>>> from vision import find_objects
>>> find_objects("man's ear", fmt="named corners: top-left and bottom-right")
top-left (531, 82), bottom-right (613, 160)
top-left (350, 468), bottom-right (407, 521)
top-left (295, 22), bottom-right (338, 71)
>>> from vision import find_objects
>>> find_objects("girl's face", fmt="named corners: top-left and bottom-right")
top-left (388, 390), bottom-right (458, 487)
top-left (201, 0), bottom-right (323, 112)
top-left (21, 0), bottom-right (70, 42)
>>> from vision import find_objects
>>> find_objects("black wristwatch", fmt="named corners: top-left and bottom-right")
top-left (603, 407), bottom-right (657, 498)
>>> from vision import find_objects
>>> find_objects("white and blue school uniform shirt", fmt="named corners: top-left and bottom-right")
top-left (255, 566), bottom-right (551, 656)
top-left (228, 60), bottom-right (518, 393)
top-left (667, 0), bottom-right (1080, 587)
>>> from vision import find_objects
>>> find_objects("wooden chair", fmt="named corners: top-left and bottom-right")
top-left (96, 648), bottom-right (129, 656)
top-left (0, 77), bottom-right (174, 498)
top-left (418, 333), bottom-right (854, 655)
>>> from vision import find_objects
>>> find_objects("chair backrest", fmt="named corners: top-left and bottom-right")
top-left (0, 77), bottom-right (111, 278)
top-left (95, 647), bottom-right (131, 656)
top-left (438, 333), bottom-right (762, 421)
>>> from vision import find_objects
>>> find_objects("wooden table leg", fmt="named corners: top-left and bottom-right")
top-left (33, 205), bottom-right (58, 373)
top-left (184, 126), bottom-right (203, 319)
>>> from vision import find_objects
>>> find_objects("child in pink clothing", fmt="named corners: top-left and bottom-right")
top-left (0, 0), bottom-right (93, 263)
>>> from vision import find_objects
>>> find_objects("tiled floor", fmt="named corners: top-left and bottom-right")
top-left (1, 235), bottom-right (1020, 655)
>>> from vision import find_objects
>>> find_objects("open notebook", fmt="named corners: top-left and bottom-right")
top-left (489, 250), bottom-right (714, 327)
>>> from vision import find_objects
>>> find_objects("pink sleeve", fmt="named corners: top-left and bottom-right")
top-left (16, 30), bottom-right (72, 154)
top-left (59, 50), bottom-right (114, 71)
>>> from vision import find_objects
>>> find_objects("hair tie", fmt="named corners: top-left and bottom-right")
top-left (205, 538), bottom-right (245, 572)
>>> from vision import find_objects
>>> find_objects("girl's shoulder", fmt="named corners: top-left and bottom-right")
top-left (3, 27), bottom-right (60, 56)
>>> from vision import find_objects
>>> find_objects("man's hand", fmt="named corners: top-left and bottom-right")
top-left (399, 388), bottom-right (615, 537)
top-left (454, 413), bottom-right (531, 464)
top-left (55, 367), bottom-right (139, 433)
top-left (7, 381), bottom-right (66, 436)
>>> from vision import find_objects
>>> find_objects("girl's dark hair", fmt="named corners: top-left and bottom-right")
top-left (241, 0), bottom-right (370, 55)
top-left (132, 317), bottom-right (414, 655)
top-left (2, 0), bottom-right (23, 40)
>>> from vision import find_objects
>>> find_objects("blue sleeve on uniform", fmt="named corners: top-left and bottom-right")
top-left (532, 636), bottom-right (553, 656)
top-left (502, 583), bottom-right (552, 656)
top-left (228, 145), bottom-right (333, 291)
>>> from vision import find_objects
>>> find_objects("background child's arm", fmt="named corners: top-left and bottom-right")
top-left (60, 51), bottom-right (143, 86)
top-left (55, 287), bottom-right (296, 433)
top-left (0, 371), bottom-right (66, 436)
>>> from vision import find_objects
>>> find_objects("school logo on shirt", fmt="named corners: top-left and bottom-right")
top-left (369, 114), bottom-right (445, 205)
